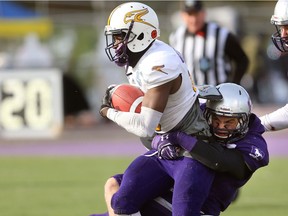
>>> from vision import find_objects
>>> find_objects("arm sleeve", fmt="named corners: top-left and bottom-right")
top-left (225, 33), bottom-right (249, 84)
top-left (107, 106), bottom-right (162, 138)
top-left (260, 104), bottom-right (288, 131)
top-left (189, 140), bottom-right (252, 180)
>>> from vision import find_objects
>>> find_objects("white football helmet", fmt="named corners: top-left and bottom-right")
top-left (271, 0), bottom-right (288, 52)
top-left (204, 83), bottom-right (252, 143)
top-left (104, 2), bottom-right (160, 64)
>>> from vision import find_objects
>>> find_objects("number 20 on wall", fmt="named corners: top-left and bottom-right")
top-left (0, 70), bottom-right (63, 139)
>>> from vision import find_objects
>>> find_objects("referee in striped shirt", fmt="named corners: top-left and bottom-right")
top-left (169, 0), bottom-right (249, 85)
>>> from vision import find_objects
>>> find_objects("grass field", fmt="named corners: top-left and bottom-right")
top-left (0, 156), bottom-right (288, 216)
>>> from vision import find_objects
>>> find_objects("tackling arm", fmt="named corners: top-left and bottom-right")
top-left (152, 132), bottom-right (251, 179)
top-left (189, 140), bottom-right (251, 180)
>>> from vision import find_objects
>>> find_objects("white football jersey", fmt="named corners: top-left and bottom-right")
top-left (126, 40), bottom-right (199, 132)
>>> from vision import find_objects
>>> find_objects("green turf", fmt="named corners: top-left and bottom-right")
top-left (0, 156), bottom-right (134, 216)
top-left (221, 157), bottom-right (288, 216)
top-left (0, 156), bottom-right (287, 216)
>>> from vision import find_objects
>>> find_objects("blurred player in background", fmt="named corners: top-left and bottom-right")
top-left (260, 0), bottom-right (288, 131)
top-left (92, 83), bottom-right (269, 216)
top-left (169, 0), bottom-right (249, 86)
top-left (99, 2), bottom-right (215, 215)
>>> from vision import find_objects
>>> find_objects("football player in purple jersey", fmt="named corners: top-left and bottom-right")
top-left (91, 83), bottom-right (269, 216)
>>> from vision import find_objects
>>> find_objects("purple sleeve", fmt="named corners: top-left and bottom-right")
top-left (236, 135), bottom-right (269, 172)
top-left (235, 114), bottom-right (269, 172)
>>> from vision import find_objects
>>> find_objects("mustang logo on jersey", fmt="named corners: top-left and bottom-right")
top-left (124, 8), bottom-right (156, 28)
top-left (152, 65), bottom-right (168, 74)
top-left (249, 146), bottom-right (265, 161)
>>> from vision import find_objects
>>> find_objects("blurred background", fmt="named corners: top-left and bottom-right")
top-left (0, 0), bottom-right (287, 135)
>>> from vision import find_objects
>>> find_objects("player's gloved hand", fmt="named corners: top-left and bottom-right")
top-left (99, 84), bottom-right (117, 118)
top-left (152, 131), bottom-right (199, 157)
top-left (151, 133), bottom-right (180, 160)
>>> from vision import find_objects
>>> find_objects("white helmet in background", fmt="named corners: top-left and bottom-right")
top-left (104, 2), bottom-right (160, 65)
top-left (204, 83), bottom-right (252, 143)
top-left (271, 0), bottom-right (288, 52)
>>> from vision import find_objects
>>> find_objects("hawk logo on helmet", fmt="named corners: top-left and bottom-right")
top-left (124, 8), bottom-right (156, 28)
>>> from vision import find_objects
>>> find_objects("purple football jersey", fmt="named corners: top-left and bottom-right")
top-left (201, 114), bottom-right (269, 215)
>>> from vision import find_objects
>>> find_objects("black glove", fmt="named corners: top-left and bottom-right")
top-left (99, 84), bottom-right (116, 117)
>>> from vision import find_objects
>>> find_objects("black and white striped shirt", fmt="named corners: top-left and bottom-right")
top-left (169, 22), bottom-right (249, 85)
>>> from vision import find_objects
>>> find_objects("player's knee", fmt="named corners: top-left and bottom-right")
top-left (111, 192), bottom-right (139, 214)
top-left (104, 177), bottom-right (119, 199)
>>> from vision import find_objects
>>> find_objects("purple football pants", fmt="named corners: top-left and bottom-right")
top-left (111, 150), bottom-right (215, 216)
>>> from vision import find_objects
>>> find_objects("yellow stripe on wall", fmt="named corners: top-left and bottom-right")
top-left (0, 18), bottom-right (53, 38)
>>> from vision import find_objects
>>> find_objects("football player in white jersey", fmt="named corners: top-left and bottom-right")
top-left (98, 2), bottom-right (216, 216)
top-left (260, 0), bottom-right (288, 131)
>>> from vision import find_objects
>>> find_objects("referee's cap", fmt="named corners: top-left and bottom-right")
top-left (183, 0), bottom-right (203, 13)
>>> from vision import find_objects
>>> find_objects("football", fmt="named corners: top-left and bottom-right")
top-left (111, 84), bottom-right (144, 113)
